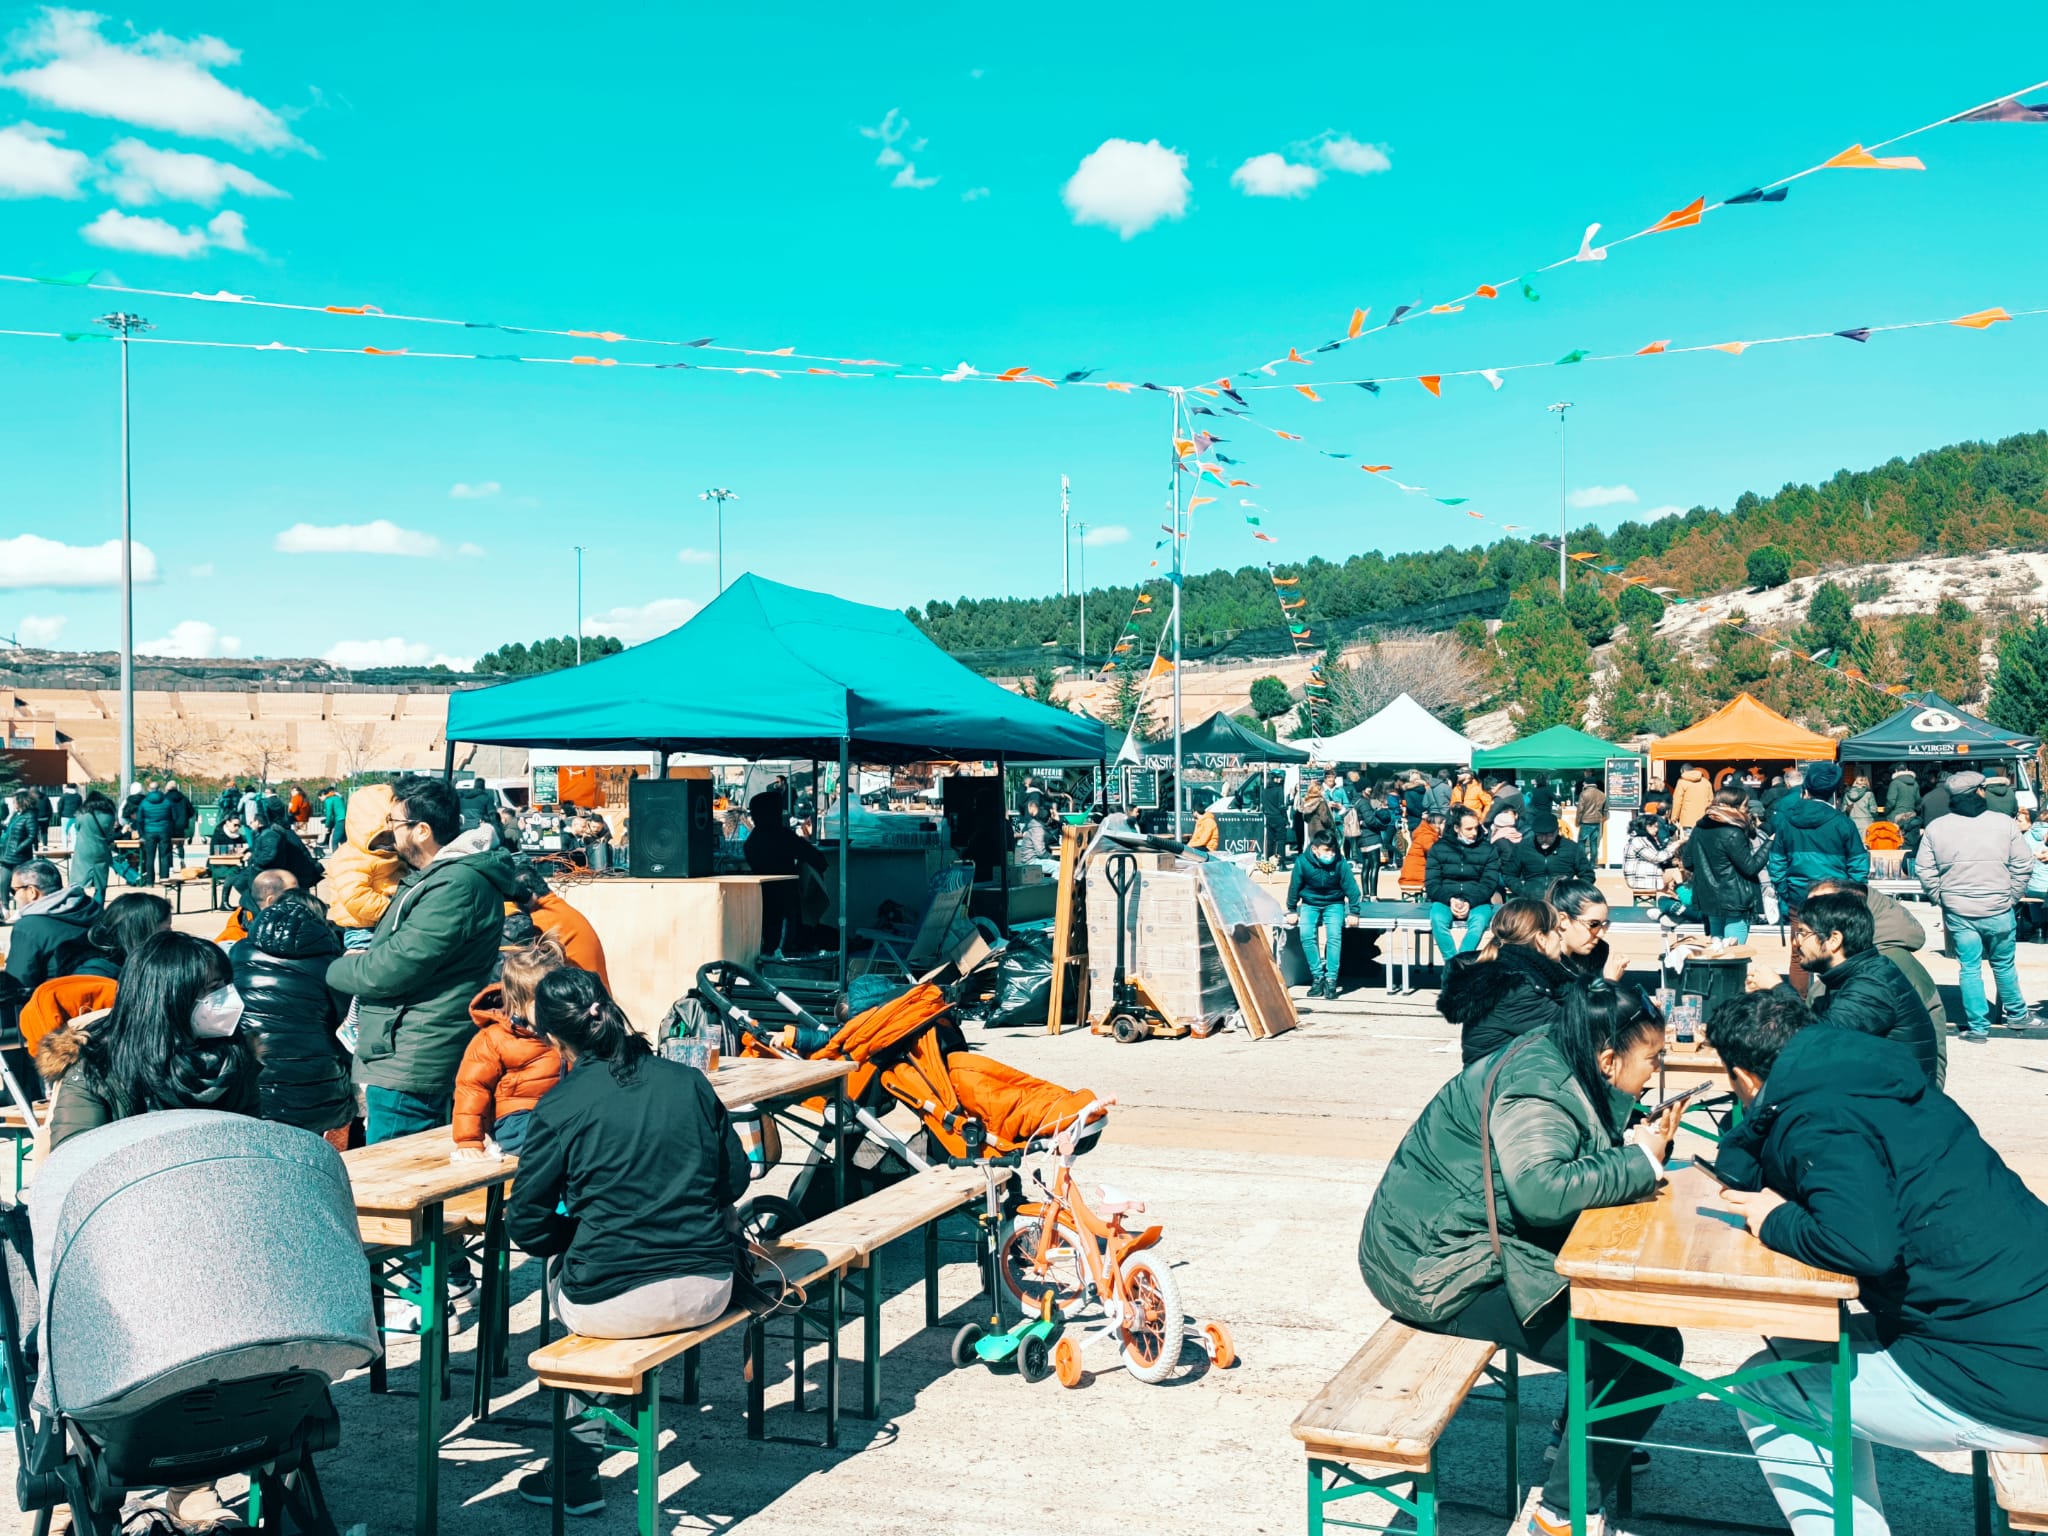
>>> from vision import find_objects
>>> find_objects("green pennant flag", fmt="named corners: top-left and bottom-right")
top-left (1522, 282), bottom-right (1540, 301)
top-left (1556, 349), bottom-right (1587, 365)
top-left (36, 269), bottom-right (100, 287)
top-left (1436, 497), bottom-right (1468, 506)
top-left (60, 331), bottom-right (111, 342)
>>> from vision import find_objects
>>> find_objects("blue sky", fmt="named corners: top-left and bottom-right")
top-left (1, 3), bottom-right (2046, 666)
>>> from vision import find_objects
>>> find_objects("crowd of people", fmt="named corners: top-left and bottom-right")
top-left (0, 772), bottom-right (746, 1519)
top-left (1359, 872), bottom-right (2048, 1536)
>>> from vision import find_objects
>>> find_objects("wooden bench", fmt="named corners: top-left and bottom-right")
top-left (1292, 1319), bottom-right (1519, 1536)
top-left (1995, 1452), bottom-right (2048, 1533)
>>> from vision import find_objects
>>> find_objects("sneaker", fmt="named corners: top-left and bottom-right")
top-left (1961, 1029), bottom-right (1991, 1045)
top-left (131, 1485), bottom-right (244, 1532)
top-left (1513, 1488), bottom-right (1599, 1536)
top-left (517, 1469), bottom-right (604, 1517)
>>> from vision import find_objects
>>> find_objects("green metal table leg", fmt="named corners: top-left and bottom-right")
top-left (745, 1320), bottom-right (765, 1440)
top-left (1832, 1321), bottom-right (1855, 1536)
top-left (636, 1371), bottom-right (662, 1536)
top-left (682, 1345), bottom-right (699, 1407)
top-left (550, 1386), bottom-right (566, 1536)
top-left (834, 1078), bottom-right (848, 1210)
top-left (825, 1271), bottom-right (841, 1449)
top-left (1503, 1350), bottom-right (1521, 1517)
top-left (1568, 1312), bottom-right (1590, 1536)
top-left (1307, 1460), bottom-right (1324, 1536)
top-left (863, 1261), bottom-right (882, 1419)
top-left (487, 1183), bottom-right (510, 1377)
top-left (1972, 1449), bottom-right (1992, 1536)
top-left (415, 1206), bottom-right (446, 1536)
top-left (924, 1219), bottom-right (939, 1328)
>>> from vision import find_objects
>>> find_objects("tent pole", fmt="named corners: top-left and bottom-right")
top-left (996, 753), bottom-right (1010, 933)
top-left (1170, 390), bottom-right (1186, 838)
top-left (442, 738), bottom-right (455, 786)
top-left (837, 737), bottom-right (851, 992)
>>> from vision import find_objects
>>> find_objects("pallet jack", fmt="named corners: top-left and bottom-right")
top-left (1096, 851), bottom-right (1190, 1043)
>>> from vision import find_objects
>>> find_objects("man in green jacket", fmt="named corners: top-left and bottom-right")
top-left (328, 774), bottom-right (521, 1144)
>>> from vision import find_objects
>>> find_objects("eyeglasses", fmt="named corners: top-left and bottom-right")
top-left (381, 814), bottom-right (421, 830)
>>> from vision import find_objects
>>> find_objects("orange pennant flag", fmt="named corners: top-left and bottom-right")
top-left (1347, 307), bottom-right (1368, 338)
top-left (1287, 347), bottom-right (1310, 365)
top-left (1709, 342), bottom-right (1748, 355)
top-left (1188, 496), bottom-right (1216, 508)
top-left (1281, 598), bottom-right (1306, 611)
top-left (1429, 303), bottom-right (1464, 314)
top-left (1635, 339), bottom-right (1669, 355)
top-left (997, 366), bottom-right (1030, 380)
top-left (325, 305), bottom-right (379, 315)
top-left (1295, 385), bottom-right (1321, 401)
top-left (1360, 464), bottom-right (1392, 473)
top-left (1475, 284), bottom-right (1499, 299)
top-left (569, 330), bottom-right (627, 342)
top-left (1824, 144), bottom-right (1925, 171)
top-left (1274, 430), bottom-right (1303, 441)
top-left (1147, 656), bottom-right (1176, 681)
top-left (1193, 387), bottom-right (1220, 397)
top-left (1272, 576), bottom-right (1300, 586)
top-left (1419, 375), bottom-right (1443, 397)
top-left (1174, 439), bottom-right (1196, 455)
top-left (570, 355), bottom-right (617, 366)
top-left (1102, 381), bottom-right (1133, 392)
top-left (1648, 196), bottom-right (1705, 234)
top-left (1952, 307), bottom-right (2012, 330)
top-left (767, 346), bottom-right (795, 357)
top-left (1228, 479), bottom-right (1254, 488)
top-left (362, 346), bottom-right (407, 356)
top-left (806, 367), bottom-right (847, 376)
top-left (1467, 510), bottom-right (1485, 519)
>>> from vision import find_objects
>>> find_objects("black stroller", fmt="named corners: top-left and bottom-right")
top-left (2, 1110), bottom-right (379, 1534)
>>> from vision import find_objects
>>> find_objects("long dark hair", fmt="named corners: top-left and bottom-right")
top-left (83, 891), bottom-right (172, 968)
top-left (79, 930), bottom-right (255, 1120)
top-left (1551, 987), bottom-right (1663, 1144)
top-left (534, 967), bottom-right (651, 1084)
top-left (1545, 876), bottom-right (1606, 920)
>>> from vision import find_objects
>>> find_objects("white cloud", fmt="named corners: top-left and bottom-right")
top-left (0, 533), bottom-right (158, 587)
top-left (0, 120), bottom-right (86, 197)
top-left (1642, 504), bottom-right (1686, 522)
top-left (1567, 484), bottom-right (1638, 509)
top-left (80, 204), bottom-right (253, 256)
top-left (140, 619), bottom-right (239, 658)
top-left (273, 520), bottom-right (442, 557)
top-left (1230, 151), bottom-right (1320, 199)
top-left (321, 637), bottom-right (472, 671)
top-left (676, 548), bottom-right (716, 565)
top-left (960, 185), bottom-right (989, 202)
top-left (1308, 133), bottom-right (1392, 176)
top-left (17, 614), bottom-right (66, 646)
top-left (455, 541), bottom-right (486, 558)
top-left (583, 598), bottom-right (697, 646)
top-left (2, 8), bottom-right (305, 150)
top-left (448, 480), bottom-right (499, 500)
top-left (98, 136), bottom-right (283, 205)
top-left (874, 146), bottom-right (904, 167)
top-left (1062, 138), bottom-right (1189, 239)
top-left (1081, 524), bottom-right (1129, 547)
top-left (890, 160), bottom-right (937, 190)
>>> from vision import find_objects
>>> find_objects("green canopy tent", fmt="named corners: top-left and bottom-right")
top-left (1837, 691), bottom-right (2039, 763)
top-left (445, 574), bottom-right (1109, 980)
top-left (1471, 723), bottom-right (1629, 774)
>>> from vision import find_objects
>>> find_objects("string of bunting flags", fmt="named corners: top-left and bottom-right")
top-left (1266, 566), bottom-right (1329, 734)
top-left (1222, 78), bottom-right (2048, 383)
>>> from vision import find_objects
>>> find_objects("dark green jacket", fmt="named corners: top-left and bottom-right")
top-left (1359, 1030), bottom-right (1657, 1325)
top-left (328, 834), bottom-right (521, 1095)
top-left (69, 805), bottom-right (117, 879)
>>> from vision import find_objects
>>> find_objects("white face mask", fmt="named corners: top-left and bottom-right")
top-left (190, 984), bottom-right (245, 1039)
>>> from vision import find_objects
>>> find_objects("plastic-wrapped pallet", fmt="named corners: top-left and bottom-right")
top-left (1084, 855), bottom-right (1231, 1028)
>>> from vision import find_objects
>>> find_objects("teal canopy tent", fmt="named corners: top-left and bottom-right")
top-left (1471, 723), bottom-right (1628, 774)
top-left (1837, 691), bottom-right (2038, 763)
top-left (445, 574), bottom-right (1108, 764)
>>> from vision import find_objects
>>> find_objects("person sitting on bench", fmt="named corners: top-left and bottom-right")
top-left (506, 967), bottom-right (750, 1517)
top-left (1708, 988), bottom-right (2048, 1536)
top-left (1359, 988), bottom-right (1685, 1536)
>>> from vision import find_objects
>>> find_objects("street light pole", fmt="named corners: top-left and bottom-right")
top-left (698, 488), bottom-right (737, 591)
top-left (1061, 474), bottom-right (1071, 598)
top-left (574, 544), bottom-right (584, 663)
top-left (98, 311), bottom-right (151, 794)
top-left (1548, 401), bottom-right (1574, 596)
top-left (1072, 521), bottom-right (1088, 666)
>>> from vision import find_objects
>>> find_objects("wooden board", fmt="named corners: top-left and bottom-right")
top-left (1559, 1164), bottom-right (1856, 1337)
top-left (1290, 1319), bottom-right (1498, 1467)
top-left (709, 1056), bottom-right (854, 1110)
top-left (1047, 823), bottom-right (1087, 1036)
top-left (1196, 887), bottom-right (1297, 1039)
top-left (342, 1127), bottom-right (518, 1229)
top-left (1993, 1454), bottom-right (2048, 1531)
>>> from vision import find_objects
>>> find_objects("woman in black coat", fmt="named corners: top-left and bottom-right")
top-left (1439, 897), bottom-right (1582, 1063)
top-left (242, 799), bottom-right (325, 898)
top-left (228, 889), bottom-right (353, 1136)
top-left (1685, 786), bottom-right (1772, 945)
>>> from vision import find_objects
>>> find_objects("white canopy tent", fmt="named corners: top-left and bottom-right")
top-left (1288, 691), bottom-right (1475, 765)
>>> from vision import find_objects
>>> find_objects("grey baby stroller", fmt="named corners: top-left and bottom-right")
top-left (2, 1110), bottom-right (379, 1535)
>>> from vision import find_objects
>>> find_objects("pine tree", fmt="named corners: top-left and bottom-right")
top-left (1991, 614), bottom-right (2048, 739)
top-left (1616, 583), bottom-right (1664, 633)
top-left (1564, 579), bottom-right (1618, 646)
top-left (1248, 675), bottom-right (1293, 721)
top-left (1493, 585), bottom-right (1592, 729)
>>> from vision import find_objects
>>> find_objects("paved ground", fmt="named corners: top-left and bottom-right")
top-left (12, 902), bottom-right (2045, 1534)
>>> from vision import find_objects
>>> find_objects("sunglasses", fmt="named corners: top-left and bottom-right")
top-left (1576, 917), bottom-right (1611, 933)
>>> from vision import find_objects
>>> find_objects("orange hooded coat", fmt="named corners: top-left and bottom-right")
top-left (325, 783), bottom-right (405, 932)
top-left (452, 983), bottom-right (565, 1147)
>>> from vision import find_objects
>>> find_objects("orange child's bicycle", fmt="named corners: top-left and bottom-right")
top-left (993, 1097), bottom-right (1235, 1387)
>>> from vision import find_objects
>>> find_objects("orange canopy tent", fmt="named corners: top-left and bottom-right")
top-left (1649, 692), bottom-right (1838, 763)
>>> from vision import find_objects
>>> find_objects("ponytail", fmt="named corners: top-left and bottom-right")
top-left (1477, 897), bottom-right (1559, 961)
top-left (1550, 987), bottom-right (1663, 1144)
top-left (533, 967), bottom-right (652, 1084)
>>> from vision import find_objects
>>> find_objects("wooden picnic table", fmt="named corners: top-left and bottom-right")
top-left (341, 1056), bottom-right (853, 1536)
top-left (1555, 1162), bottom-right (1859, 1535)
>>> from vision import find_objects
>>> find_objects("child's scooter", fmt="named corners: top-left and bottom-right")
top-left (950, 1290), bottom-right (1065, 1384)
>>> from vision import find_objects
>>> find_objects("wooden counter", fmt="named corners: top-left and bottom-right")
top-left (556, 875), bottom-right (788, 1038)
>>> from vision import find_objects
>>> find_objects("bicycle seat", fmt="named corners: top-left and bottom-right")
top-left (1093, 1184), bottom-right (1146, 1219)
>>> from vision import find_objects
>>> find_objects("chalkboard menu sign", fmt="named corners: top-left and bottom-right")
top-left (531, 767), bottom-right (560, 806)
top-left (1119, 767), bottom-right (1163, 810)
top-left (1604, 756), bottom-right (1643, 812)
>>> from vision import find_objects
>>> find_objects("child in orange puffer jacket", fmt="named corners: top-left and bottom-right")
top-left (452, 936), bottom-right (568, 1157)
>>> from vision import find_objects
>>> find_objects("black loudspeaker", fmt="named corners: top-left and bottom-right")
top-left (629, 778), bottom-right (715, 878)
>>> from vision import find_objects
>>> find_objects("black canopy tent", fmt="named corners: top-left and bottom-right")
top-left (1137, 711), bottom-right (1309, 769)
top-left (1837, 691), bottom-right (2040, 762)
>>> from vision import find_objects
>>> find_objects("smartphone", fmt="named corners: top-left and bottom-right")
top-left (1691, 1154), bottom-right (1728, 1185)
top-left (1647, 1081), bottom-right (1708, 1117)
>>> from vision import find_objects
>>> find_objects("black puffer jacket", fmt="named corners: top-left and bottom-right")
top-left (1424, 833), bottom-right (1505, 908)
top-left (1501, 835), bottom-right (1591, 900)
top-left (1440, 944), bottom-right (1578, 1064)
top-left (1808, 947), bottom-right (1939, 1084)
top-left (243, 822), bottom-right (325, 896)
top-left (230, 897), bottom-right (353, 1133)
top-left (1718, 1021), bottom-right (2048, 1437)
top-left (1685, 813), bottom-right (1770, 921)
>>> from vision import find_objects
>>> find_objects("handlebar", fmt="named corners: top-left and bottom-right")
top-left (1052, 1096), bottom-right (1116, 1159)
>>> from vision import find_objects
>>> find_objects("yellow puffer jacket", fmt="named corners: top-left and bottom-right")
top-left (325, 782), bottom-right (405, 931)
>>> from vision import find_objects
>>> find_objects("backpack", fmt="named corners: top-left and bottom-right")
top-left (1342, 803), bottom-right (1363, 839)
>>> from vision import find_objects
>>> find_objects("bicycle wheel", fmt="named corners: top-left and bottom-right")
top-left (1116, 1251), bottom-right (1185, 1384)
top-left (995, 1215), bottom-right (1092, 1317)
